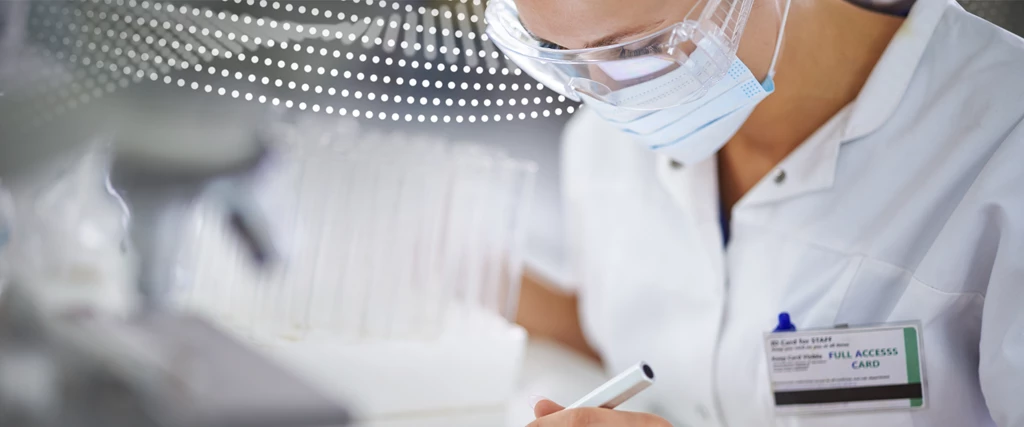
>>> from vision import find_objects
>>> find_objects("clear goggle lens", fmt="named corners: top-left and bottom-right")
top-left (485, 0), bottom-right (753, 110)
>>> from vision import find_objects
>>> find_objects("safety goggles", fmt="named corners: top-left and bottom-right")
top-left (485, 0), bottom-right (755, 110)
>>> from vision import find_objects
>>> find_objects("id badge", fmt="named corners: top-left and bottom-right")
top-left (763, 323), bottom-right (926, 415)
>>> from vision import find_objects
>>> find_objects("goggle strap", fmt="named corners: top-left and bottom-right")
top-left (767, 0), bottom-right (793, 79)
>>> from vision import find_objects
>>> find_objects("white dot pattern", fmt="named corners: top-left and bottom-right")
top-left (19, 0), bottom-right (578, 124)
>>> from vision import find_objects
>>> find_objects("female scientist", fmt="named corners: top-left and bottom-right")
top-left (485, 0), bottom-right (1024, 425)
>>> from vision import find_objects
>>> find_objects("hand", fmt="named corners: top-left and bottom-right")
top-left (527, 397), bottom-right (672, 427)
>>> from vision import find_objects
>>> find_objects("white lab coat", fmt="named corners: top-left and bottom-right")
top-left (559, 0), bottom-right (1024, 426)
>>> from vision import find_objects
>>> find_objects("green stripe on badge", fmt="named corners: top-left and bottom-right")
top-left (904, 327), bottom-right (923, 407)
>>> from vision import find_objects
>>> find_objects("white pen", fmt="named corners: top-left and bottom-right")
top-left (567, 361), bottom-right (656, 409)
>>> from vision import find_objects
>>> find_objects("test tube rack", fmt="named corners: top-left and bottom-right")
top-left (171, 117), bottom-right (535, 418)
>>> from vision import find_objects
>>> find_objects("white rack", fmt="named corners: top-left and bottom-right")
top-left (172, 118), bottom-right (536, 417)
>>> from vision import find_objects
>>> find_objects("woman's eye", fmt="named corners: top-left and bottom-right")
top-left (619, 44), bottom-right (658, 59)
top-left (540, 40), bottom-right (563, 50)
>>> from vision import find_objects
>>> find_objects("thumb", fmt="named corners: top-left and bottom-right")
top-left (529, 396), bottom-right (565, 418)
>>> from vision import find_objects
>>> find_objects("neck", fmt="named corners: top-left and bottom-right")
top-left (736, 0), bottom-right (905, 158)
top-left (717, 0), bottom-right (904, 212)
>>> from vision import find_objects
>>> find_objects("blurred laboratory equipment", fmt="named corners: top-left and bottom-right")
top-left (0, 282), bottom-right (353, 427)
top-left (7, 146), bottom-right (136, 316)
top-left (0, 88), bottom-right (353, 427)
top-left (172, 115), bottom-right (537, 418)
top-left (0, 0), bottom-right (29, 62)
top-left (0, 181), bottom-right (12, 289)
top-left (106, 88), bottom-right (280, 312)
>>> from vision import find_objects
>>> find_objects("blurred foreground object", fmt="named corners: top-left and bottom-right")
top-left (0, 87), bottom-right (352, 426)
top-left (174, 116), bottom-right (537, 418)
top-left (0, 181), bottom-right (12, 288)
top-left (0, 0), bottom-right (29, 63)
top-left (0, 284), bottom-right (352, 427)
top-left (7, 147), bottom-right (136, 316)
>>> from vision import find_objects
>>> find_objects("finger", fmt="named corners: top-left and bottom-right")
top-left (528, 408), bottom-right (607, 427)
top-left (527, 407), bottom-right (672, 427)
top-left (531, 398), bottom-right (564, 418)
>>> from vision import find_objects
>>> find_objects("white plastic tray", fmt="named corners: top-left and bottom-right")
top-left (224, 306), bottom-right (528, 419)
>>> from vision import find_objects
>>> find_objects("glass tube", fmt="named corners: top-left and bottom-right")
top-left (172, 120), bottom-right (538, 345)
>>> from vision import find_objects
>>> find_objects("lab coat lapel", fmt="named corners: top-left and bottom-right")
top-left (737, 105), bottom-right (851, 208)
top-left (655, 155), bottom-right (726, 284)
top-left (737, 0), bottom-right (951, 208)
top-left (842, 0), bottom-right (952, 143)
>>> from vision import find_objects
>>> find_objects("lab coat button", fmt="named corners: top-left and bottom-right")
top-left (670, 159), bottom-right (684, 170)
top-left (773, 169), bottom-right (787, 184)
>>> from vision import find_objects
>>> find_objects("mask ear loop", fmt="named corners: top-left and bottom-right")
top-left (766, 0), bottom-right (793, 81)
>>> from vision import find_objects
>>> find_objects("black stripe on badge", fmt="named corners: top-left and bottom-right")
top-left (774, 383), bottom-right (923, 406)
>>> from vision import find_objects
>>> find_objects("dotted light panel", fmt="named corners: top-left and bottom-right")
top-left (16, 0), bottom-right (579, 126)
top-left (18, 0), bottom-right (1017, 128)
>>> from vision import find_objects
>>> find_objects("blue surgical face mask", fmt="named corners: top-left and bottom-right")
top-left (577, 1), bottom-right (790, 166)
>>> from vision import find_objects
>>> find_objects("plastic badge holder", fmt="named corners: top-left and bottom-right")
top-left (173, 119), bottom-right (537, 418)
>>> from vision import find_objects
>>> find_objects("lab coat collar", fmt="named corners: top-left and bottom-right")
top-left (734, 104), bottom-right (853, 207)
top-left (726, 0), bottom-right (951, 208)
top-left (657, 0), bottom-right (953, 211)
top-left (656, 105), bottom-right (854, 212)
top-left (841, 0), bottom-right (952, 143)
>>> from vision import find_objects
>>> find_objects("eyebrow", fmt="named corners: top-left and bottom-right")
top-left (582, 19), bottom-right (666, 49)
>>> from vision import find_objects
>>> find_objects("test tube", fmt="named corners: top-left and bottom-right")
top-left (297, 138), bottom-right (343, 336)
top-left (449, 146), bottom-right (495, 334)
top-left (259, 139), bottom-right (307, 339)
top-left (172, 122), bottom-right (538, 346)
top-left (363, 134), bottom-right (414, 340)
top-left (437, 148), bottom-right (468, 334)
top-left (307, 135), bottom-right (358, 335)
top-left (327, 149), bottom-right (364, 340)
top-left (406, 137), bottom-right (454, 339)
top-left (384, 136), bottom-right (421, 339)
top-left (335, 132), bottom-right (386, 341)
top-left (497, 157), bottom-right (537, 322)
top-left (479, 157), bottom-right (511, 319)
top-left (412, 139), bottom-right (453, 339)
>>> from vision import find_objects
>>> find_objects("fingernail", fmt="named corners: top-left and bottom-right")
top-left (528, 395), bottom-right (547, 409)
